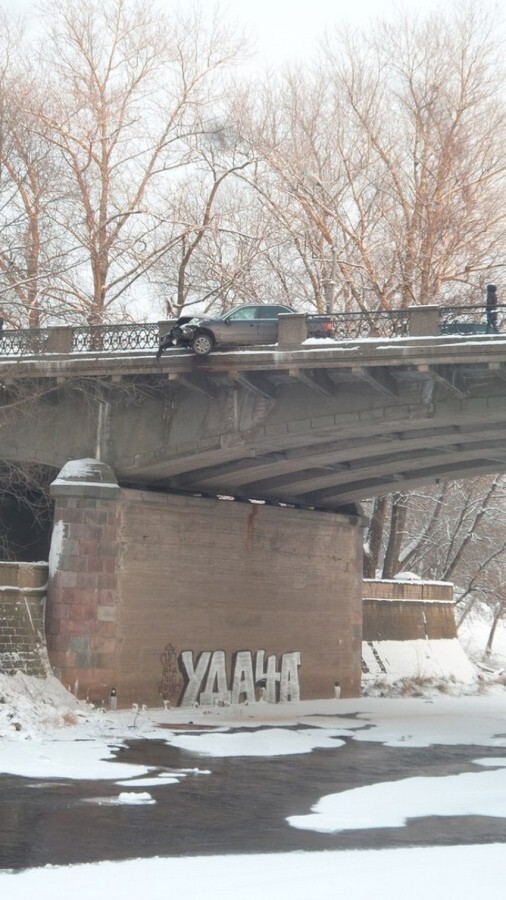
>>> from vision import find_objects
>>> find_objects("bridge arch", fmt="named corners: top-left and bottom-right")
top-left (1, 338), bottom-right (506, 509)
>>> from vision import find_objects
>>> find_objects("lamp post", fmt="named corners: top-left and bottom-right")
top-left (325, 244), bottom-right (337, 314)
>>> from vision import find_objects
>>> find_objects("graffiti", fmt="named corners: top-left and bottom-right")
top-left (158, 643), bottom-right (184, 702)
top-left (179, 649), bottom-right (301, 707)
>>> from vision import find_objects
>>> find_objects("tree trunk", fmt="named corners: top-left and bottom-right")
top-left (383, 493), bottom-right (408, 578)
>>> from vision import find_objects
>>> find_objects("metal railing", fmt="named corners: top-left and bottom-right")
top-left (0, 306), bottom-right (502, 358)
top-left (71, 322), bottom-right (159, 352)
top-left (439, 303), bottom-right (506, 335)
top-left (0, 322), bottom-right (160, 357)
top-left (0, 329), bottom-right (50, 356)
top-left (327, 309), bottom-right (410, 339)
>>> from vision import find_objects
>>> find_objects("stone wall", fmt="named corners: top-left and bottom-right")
top-left (46, 460), bottom-right (363, 707)
top-left (46, 459), bottom-right (121, 698)
top-left (362, 578), bottom-right (456, 641)
top-left (116, 490), bottom-right (363, 707)
top-left (0, 562), bottom-right (49, 677)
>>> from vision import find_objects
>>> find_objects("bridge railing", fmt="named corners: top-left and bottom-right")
top-left (326, 304), bottom-right (506, 339)
top-left (439, 303), bottom-right (506, 335)
top-left (0, 304), bottom-right (503, 358)
top-left (71, 323), bottom-right (159, 352)
top-left (0, 322), bottom-right (160, 356)
top-left (327, 309), bottom-right (410, 338)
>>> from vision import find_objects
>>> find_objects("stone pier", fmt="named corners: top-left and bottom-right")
top-left (46, 459), bottom-right (364, 707)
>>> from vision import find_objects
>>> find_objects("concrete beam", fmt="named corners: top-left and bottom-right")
top-left (229, 371), bottom-right (278, 400)
top-left (351, 366), bottom-right (398, 398)
top-left (317, 459), bottom-right (505, 506)
top-left (250, 446), bottom-right (466, 499)
top-left (417, 364), bottom-right (466, 399)
top-left (288, 368), bottom-right (337, 396)
top-left (182, 424), bottom-right (506, 496)
top-left (168, 372), bottom-right (218, 398)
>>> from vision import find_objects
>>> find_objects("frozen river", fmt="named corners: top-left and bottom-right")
top-left (2, 726), bottom-right (506, 869)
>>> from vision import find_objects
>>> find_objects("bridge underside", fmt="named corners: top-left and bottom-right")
top-left (2, 339), bottom-right (506, 508)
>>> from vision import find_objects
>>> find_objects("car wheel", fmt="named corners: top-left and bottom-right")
top-left (192, 332), bottom-right (214, 356)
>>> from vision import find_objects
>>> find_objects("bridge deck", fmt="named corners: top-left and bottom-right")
top-left (2, 334), bottom-right (506, 508)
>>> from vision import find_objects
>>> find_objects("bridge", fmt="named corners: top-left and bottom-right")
top-left (1, 304), bottom-right (506, 509)
top-left (2, 303), bottom-right (506, 705)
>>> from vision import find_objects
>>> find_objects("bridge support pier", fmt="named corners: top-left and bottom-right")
top-left (46, 459), bottom-right (364, 707)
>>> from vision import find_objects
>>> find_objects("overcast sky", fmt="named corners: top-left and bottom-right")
top-left (199, 0), bottom-right (447, 66)
top-left (0, 0), bottom-right (451, 68)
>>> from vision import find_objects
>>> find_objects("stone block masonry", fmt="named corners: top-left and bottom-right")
top-left (46, 459), bottom-right (121, 702)
top-left (46, 459), bottom-right (364, 707)
top-left (362, 578), bottom-right (456, 641)
top-left (0, 562), bottom-right (49, 677)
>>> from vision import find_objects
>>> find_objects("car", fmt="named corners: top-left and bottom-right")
top-left (157, 304), bottom-right (334, 357)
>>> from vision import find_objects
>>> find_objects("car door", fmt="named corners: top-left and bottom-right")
top-left (255, 305), bottom-right (293, 344)
top-left (221, 306), bottom-right (260, 345)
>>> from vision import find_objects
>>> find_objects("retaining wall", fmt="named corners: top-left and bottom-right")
top-left (362, 578), bottom-right (456, 641)
top-left (0, 562), bottom-right (49, 677)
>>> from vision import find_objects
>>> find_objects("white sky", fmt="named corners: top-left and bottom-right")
top-left (202, 0), bottom-right (446, 66)
top-left (0, 0), bottom-right (453, 69)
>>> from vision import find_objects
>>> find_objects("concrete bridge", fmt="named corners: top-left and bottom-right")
top-left (2, 310), bottom-right (506, 508)
top-left (2, 305), bottom-right (503, 706)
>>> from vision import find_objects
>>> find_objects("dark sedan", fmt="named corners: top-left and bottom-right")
top-left (157, 304), bottom-right (334, 357)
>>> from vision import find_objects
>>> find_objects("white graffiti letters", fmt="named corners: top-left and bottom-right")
top-left (179, 649), bottom-right (301, 707)
top-left (255, 650), bottom-right (281, 704)
top-left (200, 650), bottom-right (231, 707)
top-left (231, 650), bottom-right (256, 704)
top-left (180, 650), bottom-right (211, 706)
top-left (280, 651), bottom-right (301, 702)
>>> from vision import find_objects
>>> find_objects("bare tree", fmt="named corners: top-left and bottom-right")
top-left (240, 5), bottom-right (506, 313)
top-left (0, 16), bottom-right (68, 328)
top-left (149, 137), bottom-right (255, 317)
top-left (14, 0), bottom-right (244, 323)
top-left (363, 477), bottom-right (506, 635)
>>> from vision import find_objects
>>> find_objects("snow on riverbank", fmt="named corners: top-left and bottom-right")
top-left (2, 845), bottom-right (506, 900)
top-left (1, 625), bottom-right (506, 899)
top-left (1, 690), bottom-right (506, 899)
top-left (1, 605), bottom-right (505, 741)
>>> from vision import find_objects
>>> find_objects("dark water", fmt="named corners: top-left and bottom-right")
top-left (1, 727), bottom-right (506, 870)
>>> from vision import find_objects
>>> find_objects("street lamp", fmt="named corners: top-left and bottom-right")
top-left (325, 245), bottom-right (337, 315)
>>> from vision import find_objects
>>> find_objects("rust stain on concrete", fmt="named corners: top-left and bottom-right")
top-left (246, 504), bottom-right (258, 550)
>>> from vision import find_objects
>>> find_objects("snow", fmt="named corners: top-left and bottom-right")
top-left (458, 601), bottom-right (506, 673)
top-left (1, 615), bottom-right (506, 896)
top-left (0, 845), bottom-right (504, 900)
top-left (48, 518), bottom-right (65, 578)
top-left (362, 638), bottom-right (477, 690)
top-left (288, 763), bottom-right (506, 832)
top-left (50, 458), bottom-right (100, 479)
top-left (162, 725), bottom-right (348, 757)
top-left (116, 791), bottom-right (155, 805)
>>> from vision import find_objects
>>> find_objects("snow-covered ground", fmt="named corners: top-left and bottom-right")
top-left (1, 609), bottom-right (506, 898)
